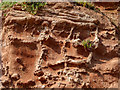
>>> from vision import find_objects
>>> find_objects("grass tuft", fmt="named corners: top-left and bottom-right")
top-left (0, 2), bottom-right (47, 15)
top-left (74, 0), bottom-right (100, 12)
top-left (82, 40), bottom-right (92, 50)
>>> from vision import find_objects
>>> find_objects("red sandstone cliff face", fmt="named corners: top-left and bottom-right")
top-left (0, 2), bottom-right (119, 88)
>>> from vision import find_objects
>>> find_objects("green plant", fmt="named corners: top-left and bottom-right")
top-left (0, 2), bottom-right (47, 15)
top-left (0, 2), bottom-right (17, 10)
top-left (74, 0), bottom-right (100, 12)
top-left (82, 40), bottom-right (92, 49)
top-left (3, 13), bottom-right (6, 16)
top-left (21, 2), bottom-right (47, 15)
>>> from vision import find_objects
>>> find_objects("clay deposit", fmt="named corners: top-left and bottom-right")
top-left (0, 2), bottom-right (119, 88)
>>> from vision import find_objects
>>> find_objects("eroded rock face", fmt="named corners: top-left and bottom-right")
top-left (1, 2), bottom-right (119, 88)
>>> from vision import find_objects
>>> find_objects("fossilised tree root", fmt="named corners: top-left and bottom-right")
top-left (86, 52), bottom-right (93, 64)
top-left (93, 27), bottom-right (99, 49)
top-left (68, 27), bottom-right (100, 65)
top-left (64, 26), bottom-right (75, 68)
top-left (46, 27), bottom-right (100, 67)
top-left (67, 26), bottom-right (75, 40)
top-left (67, 59), bottom-right (87, 65)
top-left (47, 59), bottom-right (86, 66)
top-left (47, 60), bottom-right (65, 66)
top-left (67, 27), bottom-right (100, 65)
top-left (47, 58), bottom-right (90, 66)
top-left (86, 27), bottom-right (100, 64)
top-left (36, 47), bottom-right (48, 70)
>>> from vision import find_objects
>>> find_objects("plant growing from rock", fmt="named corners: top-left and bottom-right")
top-left (82, 39), bottom-right (92, 50)
top-left (0, 2), bottom-right (47, 15)
top-left (74, 0), bottom-right (100, 12)
top-left (0, 2), bottom-right (17, 10)
top-left (21, 2), bottom-right (47, 15)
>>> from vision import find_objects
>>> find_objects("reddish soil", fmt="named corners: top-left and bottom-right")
top-left (0, 2), bottom-right (119, 88)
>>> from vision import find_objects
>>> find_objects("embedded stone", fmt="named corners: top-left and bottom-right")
top-left (34, 70), bottom-right (44, 76)
top-left (11, 73), bottom-right (20, 81)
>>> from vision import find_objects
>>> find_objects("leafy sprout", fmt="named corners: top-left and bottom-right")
top-left (82, 40), bottom-right (92, 49)
top-left (21, 2), bottom-right (47, 15)
top-left (0, 2), bottom-right (17, 10)
top-left (0, 2), bottom-right (47, 15)
top-left (74, 0), bottom-right (100, 12)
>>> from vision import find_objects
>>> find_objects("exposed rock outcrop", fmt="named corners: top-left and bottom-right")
top-left (1, 2), bottom-right (119, 88)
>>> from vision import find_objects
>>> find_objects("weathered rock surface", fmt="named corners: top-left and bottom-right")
top-left (1, 2), bottom-right (119, 88)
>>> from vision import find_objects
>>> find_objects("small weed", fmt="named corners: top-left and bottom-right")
top-left (0, 2), bottom-right (47, 15)
top-left (74, 0), bottom-right (100, 12)
top-left (3, 13), bottom-right (6, 16)
top-left (82, 40), bottom-right (92, 50)
top-left (0, 2), bottom-right (17, 10)
top-left (21, 2), bottom-right (47, 15)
